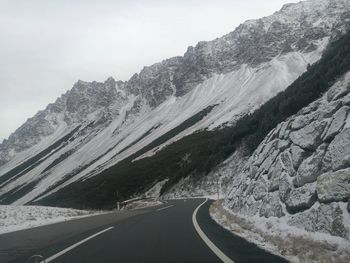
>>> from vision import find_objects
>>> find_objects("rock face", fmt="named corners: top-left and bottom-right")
top-left (260, 192), bottom-right (284, 218)
top-left (224, 71), bottom-right (350, 240)
top-left (285, 183), bottom-right (317, 213)
top-left (317, 168), bottom-right (350, 203)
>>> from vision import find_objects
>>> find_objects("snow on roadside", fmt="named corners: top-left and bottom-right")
top-left (121, 200), bottom-right (163, 210)
top-left (143, 179), bottom-right (168, 198)
top-left (119, 180), bottom-right (167, 210)
top-left (0, 205), bottom-right (97, 235)
top-left (210, 201), bottom-right (350, 263)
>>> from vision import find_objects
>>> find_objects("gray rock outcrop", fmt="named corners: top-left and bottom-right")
top-left (317, 168), bottom-right (350, 203)
top-left (224, 71), bottom-right (350, 240)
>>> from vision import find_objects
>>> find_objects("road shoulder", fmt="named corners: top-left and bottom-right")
top-left (196, 200), bottom-right (289, 263)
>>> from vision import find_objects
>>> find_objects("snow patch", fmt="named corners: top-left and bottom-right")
top-left (0, 205), bottom-right (97, 235)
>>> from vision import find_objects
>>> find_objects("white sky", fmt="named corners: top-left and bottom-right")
top-left (0, 0), bottom-right (298, 142)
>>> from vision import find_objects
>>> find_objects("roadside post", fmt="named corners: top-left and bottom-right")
top-left (217, 175), bottom-right (220, 200)
top-left (116, 191), bottom-right (120, 210)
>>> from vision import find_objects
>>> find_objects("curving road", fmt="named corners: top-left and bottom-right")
top-left (1, 199), bottom-right (288, 263)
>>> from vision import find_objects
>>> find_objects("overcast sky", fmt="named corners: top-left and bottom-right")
top-left (0, 0), bottom-right (298, 142)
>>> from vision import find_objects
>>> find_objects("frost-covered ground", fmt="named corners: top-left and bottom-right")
top-left (0, 205), bottom-right (96, 235)
top-left (210, 201), bottom-right (350, 263)
top-left (120, 179), bottom-right (166, 210)
top-left (121, 200), bottom-right (163, 210)
top-left (162, 148), bottom-right (248, 200)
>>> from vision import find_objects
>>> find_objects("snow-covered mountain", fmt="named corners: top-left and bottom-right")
top-left (1, 0), bottom-right (350, 205)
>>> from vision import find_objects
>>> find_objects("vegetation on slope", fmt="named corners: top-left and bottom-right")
top-left (39, 31), bottom-right (350, 209)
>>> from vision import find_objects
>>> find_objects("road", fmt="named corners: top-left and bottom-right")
top-left (1, 199), bottom-right (289, 263)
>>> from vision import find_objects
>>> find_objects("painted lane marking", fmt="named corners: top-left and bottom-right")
top-left (156, 205), bottom-right (174, 211)
top-left (192, 199), bottom-right (235, 263)
top-left (40, 226), bottom-right (114, 263)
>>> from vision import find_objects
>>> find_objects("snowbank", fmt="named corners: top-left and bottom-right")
top-left (121, 200), bottom-right (163, 210)
top-left (0, 205), bottom-right (95, 235)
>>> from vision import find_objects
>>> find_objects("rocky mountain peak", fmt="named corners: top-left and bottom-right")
top-left (0, 76), bottom-right (129, 163)
top-left (104, 76), bottom-right (116, 84)
top-left (123, 0), bottom-right (350, 108)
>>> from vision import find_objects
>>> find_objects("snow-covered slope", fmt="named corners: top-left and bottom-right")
top-left (0, 0), bottom-right (349, 205)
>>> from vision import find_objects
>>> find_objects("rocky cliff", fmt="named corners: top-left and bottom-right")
top-left (224, 71), bottom-right (350, 240)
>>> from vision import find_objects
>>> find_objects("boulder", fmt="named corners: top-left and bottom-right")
top-left (248, 165), bottom-right (259, 180)
top-left (285, 183), bottom-right (317, 213)
top-left (331, 206), bottom-right (349, 239)
top-left (298, 101), bottom-right (318, 115)
top-left (289, 120), bottom-right (327, 150)
top-left (265, 128), bottom-right (279, 144)
top-left (317, 168), bottom-right (350, 203)
top-left (322, 106), bottom-right (348, 141)
top-left (294, 147), bottom-right (325, 187)
top-left (277, 139), bottom-right (290, 151)
top-left (280, 151), bottom-right (296, 177)
top-left (290, 144), bottom-right (308, 169)
top-left (345, 113), bottom-right (350, 130)
top-left (242, 198), bottom-right (262, 216)
top-left (288, 203), bottom-right (348, 239)
top-left (321, 100), bottom-right (344, 117)
top-left (279, 172), bottom-right (292, 202)
top-left (267, 152), bottom-right (295, 192)
top-left (343, 92), bottom-right (350, 106)
top-left (291, 114), bottom-right (314, 130)
top-left (327, 80), bottom-right (349, 101)
top-left (260, 192), bottom-right (284, 218)
top-left (227, 198), bottom-right (243, 214)
top-left (245, 180), bottom-right (256, 196)
top-left (323, 129), bottom-right (350, 171)
top-left (257, 149), bottom-right (280, 176)
top-left (253, 178), bottom-right (268, 201)
top-left (267, 158), bottom-right (283, 192)
top-left (278, 121), bottom-right (290, 139)
top-left (254, 139), bottom-right (278, 166)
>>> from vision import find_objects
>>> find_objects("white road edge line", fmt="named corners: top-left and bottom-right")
top-left (157, 205), bottom-right (174, 211)
top-left (40, 226), bottom-right (114, 263)
top-left (192, 199), bottom-right (235, 263)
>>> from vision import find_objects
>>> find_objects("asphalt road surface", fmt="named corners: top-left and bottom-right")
top-left (1, 198), bottom-right (289, 263)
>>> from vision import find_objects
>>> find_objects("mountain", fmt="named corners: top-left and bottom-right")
top-left (1, 0), bottom-right (350, 206)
